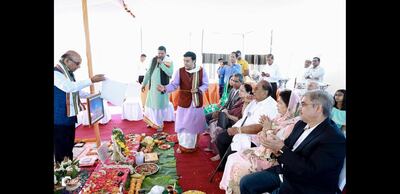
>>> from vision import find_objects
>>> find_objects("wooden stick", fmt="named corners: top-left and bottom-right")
top-left (81, 0), bottom-right (101, 147)
top-left (75, 138), bottom-right (97, 143)
top-left (209, 144), bottom-right (231, 183)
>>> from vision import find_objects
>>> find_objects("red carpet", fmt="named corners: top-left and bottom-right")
top-left (75, 114), bottom-right (224, 193)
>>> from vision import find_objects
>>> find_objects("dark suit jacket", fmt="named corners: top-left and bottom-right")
top-left (222, 88), bottom-right (240, 110)
top-left (272, 118), bottom-right (346, 194)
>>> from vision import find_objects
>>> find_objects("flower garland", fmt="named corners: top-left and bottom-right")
top-left (54, 157), bottom-right (81, 185)
top-left (111, 128), bottom-right (131, 163)
top-left (81, 167), bottom-right (130, 193)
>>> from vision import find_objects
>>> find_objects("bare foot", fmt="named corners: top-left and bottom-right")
top-left (210, 154), bottom-right (220, 161)
top-left (204, 147), bottom-right (213, 152)
top-left (176, 148), bottom-right (182, 154)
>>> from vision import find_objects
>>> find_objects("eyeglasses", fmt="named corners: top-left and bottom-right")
top-left (230, 79), bottom-right (240, 83)
top-left (301, 102), bottom-right (316, 107)
top-left (68, 58), bottom-right (81, 66)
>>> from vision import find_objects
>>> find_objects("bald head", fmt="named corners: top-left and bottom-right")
top-left (304, 60), bottom-right (312, 68)
top-left (61, 50), bottom-right (82, 72)
top-left (254, 80), bottom-right (272, 102)
top-left (307, 81), bottom-right (320, 91)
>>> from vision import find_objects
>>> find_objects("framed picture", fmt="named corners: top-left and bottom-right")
top-left (86, 93), bottom-right (105, 126)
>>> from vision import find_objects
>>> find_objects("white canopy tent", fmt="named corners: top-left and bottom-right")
top-left (55, 0), bottom-right (345, 94)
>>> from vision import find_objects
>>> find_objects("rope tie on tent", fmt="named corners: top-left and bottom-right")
top-left (121, 0), bottom-right (135, 18)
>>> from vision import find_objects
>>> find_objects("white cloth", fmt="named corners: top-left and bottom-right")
top-left (144, 107), bottom-right (170, 128)
top-left (231, 134), bottom-right (252, 152)
top-left (121, 83), bottom-right (144, 121)
top-left (302, 67), bottom-right (312, 81)
top-left (122, 98), bottom-right (143, 121)
top-left (137, 60), bottom-right (148, 76)
top-left (54, 71), bottom-right (92, 93)
top-left (219, 151), bottom-right (251, 191)
top-left (101, 79), bottom-right (128, 106)
top-left (260, 63), bottom-right (281, 83)
top-left (308, 65), bottom-right (325, 82)
top-left (232, 96), bottom-right (278, 144)
top-left (233, 96), bottom-right (278, 128)
top-left (185, 64), bottom-right (201, 73)
top-left (292, 120), bottom-right (323, 151)
top-left (148, 185), bottom-right (165, 194)
top-left (164, 102), bottom-right (175, 122)
top-left (177, 132), bottom-right (197, 149)
top-left (125, 83), bottom-right (142, 101)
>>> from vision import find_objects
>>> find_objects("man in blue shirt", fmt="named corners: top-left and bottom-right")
top-left (217, 58), bottom-right (226, 98)
top-left (223, 52), bottom-right (242, 85)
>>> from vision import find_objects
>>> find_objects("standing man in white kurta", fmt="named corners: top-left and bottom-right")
top-left (260, 54), bottom-right (281, 100)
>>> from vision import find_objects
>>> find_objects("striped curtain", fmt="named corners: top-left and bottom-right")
top-left (244, 54), bottom-right (268, 65)
top-left (202, 53), bottom-right (268, 65)
top-left (201, 53), bottom-right (269, 80)
top-left (202, 53), bottom-right (231, 64)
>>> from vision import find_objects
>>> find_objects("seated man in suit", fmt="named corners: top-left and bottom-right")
top-left (240, 90), bottom-right (346, 194)
top-left (215, 80), bottom-right (278, 169)
top-left (205, 73), bottom-right (243, 125)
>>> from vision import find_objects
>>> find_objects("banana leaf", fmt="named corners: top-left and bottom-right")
top-left (141, 175), bottom-right (182, 194)
top-left (139, 144), bottom-right (184, 193)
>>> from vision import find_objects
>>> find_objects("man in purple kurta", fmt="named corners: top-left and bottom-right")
top-left (158, 51), bottom-right (209, 153)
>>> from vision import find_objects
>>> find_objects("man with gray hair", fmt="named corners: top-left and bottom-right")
top-left (54, 50), bottom-right (106, 163)
top-left (240, 90), bottom-right (345, 194)
top-left (306, 80), bottom-right (320, 91)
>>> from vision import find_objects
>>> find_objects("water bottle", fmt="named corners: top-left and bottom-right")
top-left (135, 151), bottom-right (144, 165)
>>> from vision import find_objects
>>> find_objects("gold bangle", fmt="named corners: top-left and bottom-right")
top-left (238, 127), bottom-right (242, 134)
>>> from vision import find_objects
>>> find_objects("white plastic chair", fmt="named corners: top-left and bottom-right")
top-left (121, 83), bottom-right (143, 121)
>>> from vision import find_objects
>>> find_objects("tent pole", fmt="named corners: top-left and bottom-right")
top-left (140, 26), bottom-right (143, 53)
top-left (270, 29), bottom-right (273, 54)
top-left (81, 0), bottom-right (101, 147)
